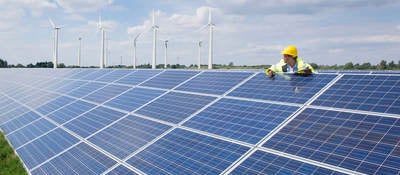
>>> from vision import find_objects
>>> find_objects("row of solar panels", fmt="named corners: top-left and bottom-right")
top-left (0, 68), bottom-right (399, 175)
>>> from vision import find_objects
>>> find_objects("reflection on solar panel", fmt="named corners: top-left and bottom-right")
top-left (229, 74), bottom-right (337, 104)
top-left (0, 69), bottom-right (399, 175)
top-left (312, 75), bottom-right (400, 114)
top-left (263, 108), bottom-right (400, 174)
top-left (232, 150), bottom-right (345, 174)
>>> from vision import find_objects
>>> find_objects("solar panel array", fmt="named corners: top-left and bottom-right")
top-left (0, 68), bottom-right (399, 175)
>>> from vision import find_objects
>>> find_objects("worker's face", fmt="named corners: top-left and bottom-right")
top-left (283, 54), bottom-right (293, 63)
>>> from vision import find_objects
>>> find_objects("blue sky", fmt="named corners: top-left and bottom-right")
top-left (0, 0), bottom-right (399, 67)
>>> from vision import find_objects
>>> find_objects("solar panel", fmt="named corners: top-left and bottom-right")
top-left (95, 69), bottom-right (133, 83)
top-left (16, 128), bottom-right (79, 170)
top-left (0, 69), bottom-right (399, 175)
top-left (107, 165), bottom-right (138, 175)
top-left (263, 108), bottom-right (400, 174)
top-left (183, 98), bottom-right (299, 144)
top-left (116, 70), bottom-right (161, 85)
top-left (63, 106), bottom-right (126, 138)
top-left (229, 73), bottom-right (337, 104)
top-left (312, 75), bottom-right (400, 114)
top-left (88, 115), bottom-right (171, 159)
top-left (47, 100), bottom-right (96, 125)
top-left (140, 70), bottom-right (199, 89)
top-left (176, 71), bottom-right (253, 95)
top-left (31, 143), bottom-right (117, 175)
top-left (67, 82), bottom-right (107, 98)
top-left (231, 150), bottom-right (345, 174)
top-left (83, 84), bottom-right (131, 104)
top-left (35, 96), bottom-right (75, 115)
top-left (135, 92), bottom-right (216, 123)
top-left (0, 111), bottom-right (40, 133)
top-left (104, 87), bottom-right (165, 112)
top-left (126, 128), bottom-right (250, 174)
top-left (7, 118), bottom-right (56, 148)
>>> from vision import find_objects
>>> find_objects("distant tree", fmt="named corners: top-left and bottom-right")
top-left (360, 62), bottom-right (372, 70)
top-left (58, 63), bottom-right (66, 68)
top-left (228, 62), bottom-right (234, 67)
top-left (343, 62), bottom-right (354, 69)
top-left (378, 60), bottom-right (387, 70)
top-left (16, 64), bottom-right (24, 68)
top-left (0, 59), bottom-right (8, 68)
top-left (388, 60), bottom-right (395, 70)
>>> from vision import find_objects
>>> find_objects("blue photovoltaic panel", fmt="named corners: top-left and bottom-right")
top-left (54, 80), bottom-right (87, 94)
top-left (83, 84), bottom-right (131, 104)
top-left (16, 128), bottom-right (79, 170)
top-left (116, 70), bottom-right (161, 85)
top-left (263, 108), bottom-right (400, 175)
top-left (0, 111), bottom-right (40, 134)
top-left (63, 106), bottom-right (126, 138)
top-left (47, 100), bottom-right (96, 125)
top-left (232, 150), bottom-right (345, 175)
top-left (107, 165), bottom-right (138, 175)
top-left (105, 87), bottom-right (165, 112)
top-left (140, 70), bottom-right (199, 89)
top-left (80, 69), bottom-right (113, 80)
top-left (371, 71), bottom-right (400, 74)
top-left (229, 73), bottom-right (337, 104)
top-left (31, 143), bottom-right (117, 175)
top-left (136, 92), bottom-right (216, 123)
top-left (67, 82), bottom-right (107, 98)
top-left (126, 128), bottom-right (249, 174)
top-left (88, 115), bottom-right (171, 159)
top-left (95, 69), bottom-right (133, 83)
top-left (176, 72), bottom-right (253, 95)
top-left (35, 96), bottom-right (75, 115)
top-left (0, 105), bottom-right (30, 124)
top-left (69, 69), bottom-right (97, 79)
top-left (7, 118), bottom-right (56, 148)
top-left (312, 75), bottom-right (400, 114)
top-left (184, 98), bottom-right (298, 144)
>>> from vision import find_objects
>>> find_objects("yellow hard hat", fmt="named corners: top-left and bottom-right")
top-left (281, 45), bottom-right (297, 57)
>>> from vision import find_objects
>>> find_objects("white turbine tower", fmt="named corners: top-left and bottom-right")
top-left (49, 18), bottom-right (61, 69)
top-left (208, 9), bottom-right (215, 69)
top-left (98, 16), bottom-right (106, 69)
top-left (132, 33), bottom-right (141, 69)
top-left (152, 10), bottom-right (159, 69)
top-left (198, 40), bottom-right (202, 69)
top-left (78, 37), bottom-right (82, 67)
top-left (164, 40), bottom-right (168, 69)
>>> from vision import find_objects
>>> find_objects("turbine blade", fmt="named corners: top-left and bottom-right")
top-left (48, 18), bottom-right (56, 28)
top-left (208, 8), bottom-right (212, 24)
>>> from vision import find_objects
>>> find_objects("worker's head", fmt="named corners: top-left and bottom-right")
top-left (281, 45), bottom-right (297, 64)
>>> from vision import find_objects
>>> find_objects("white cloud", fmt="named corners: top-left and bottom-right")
top-left (55, 0), bottom-right (114, 13)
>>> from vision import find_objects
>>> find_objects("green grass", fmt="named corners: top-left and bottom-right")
top-left (0, 131), bottom-right (27, 175)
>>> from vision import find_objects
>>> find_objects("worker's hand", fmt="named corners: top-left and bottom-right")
top-left (267, 69), bottom-right (275, 78)
top-left (303, 67), bottom-right (312, 74)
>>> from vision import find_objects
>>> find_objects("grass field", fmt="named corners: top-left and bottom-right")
top-left (0, 131), bottom-right (27, 175)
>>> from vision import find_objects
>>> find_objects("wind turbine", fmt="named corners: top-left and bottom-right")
top-left (98, 16), bottom-right (106, 69)
top-left (198, 40), bottom-right (202, 69)
top-left (207, 9), bottom-right (215, 69)
top-left (152, 10), bottom-right (159, 69)
top-left (78, 37), bottom-right (82, 67)
top-left (132, 32), bottom-right (144, 69)
top-left (48, 18), bottom-right (61, 69)
top-left (164, 40), bottom-right (168, 68)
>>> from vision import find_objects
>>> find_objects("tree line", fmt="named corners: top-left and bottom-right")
top-left (1, 58), bottom-right (399, 70)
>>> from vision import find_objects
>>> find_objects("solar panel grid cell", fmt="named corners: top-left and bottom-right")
top-left (136, 92), bottom-right (216, 123)
top-left (140, 70), bottom-right (199, 89)
top-left (263, 108), bottom-right (400, 174)
top-left (184, 98), bottom-right (299, 144)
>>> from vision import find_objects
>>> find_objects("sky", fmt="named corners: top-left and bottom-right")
top-left (0, 0), bottom-right (399, 67)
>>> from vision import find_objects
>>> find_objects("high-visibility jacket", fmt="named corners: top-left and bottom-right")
top-left (266, 57), bottom-right (315, 75)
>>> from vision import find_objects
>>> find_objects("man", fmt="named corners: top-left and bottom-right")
top-left (266, 45), bottom-right (315, 78)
